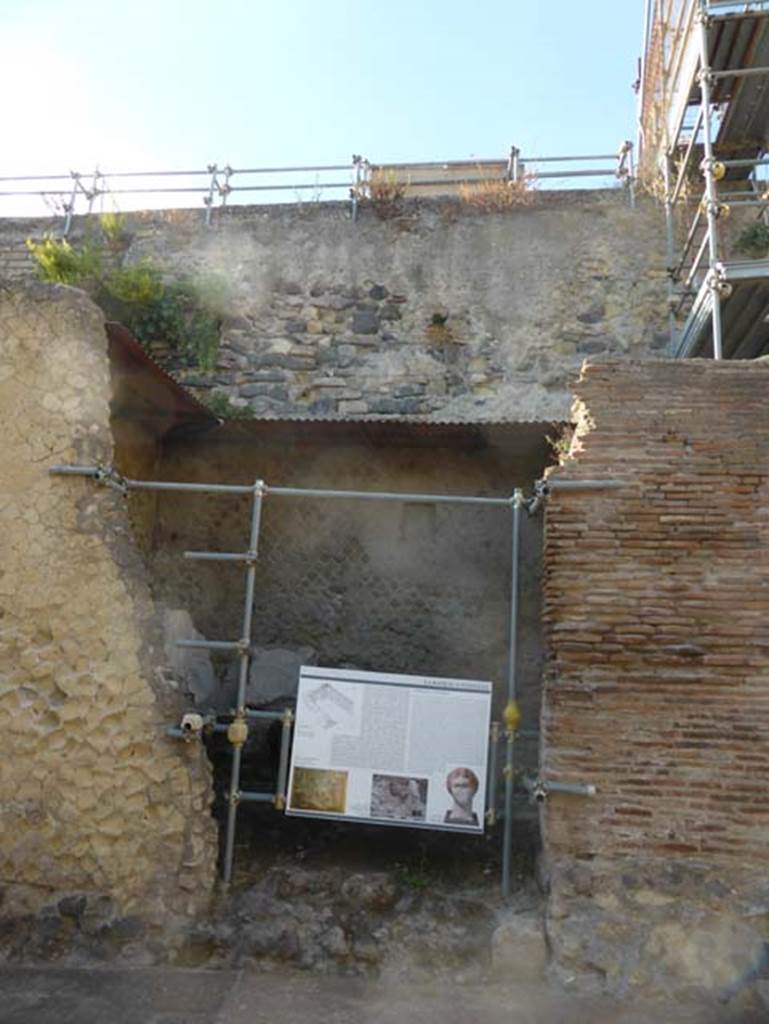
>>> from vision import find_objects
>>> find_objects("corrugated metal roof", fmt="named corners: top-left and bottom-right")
top-left (226, 412), bottom-right (560, 426)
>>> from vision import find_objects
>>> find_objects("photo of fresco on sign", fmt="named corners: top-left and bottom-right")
top-left (286, 666), bottom-right (492, 833)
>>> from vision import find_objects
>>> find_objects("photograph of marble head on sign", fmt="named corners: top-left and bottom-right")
top-left (443, 767), bottom-right (480, 826)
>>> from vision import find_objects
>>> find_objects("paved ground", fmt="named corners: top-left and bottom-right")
top-left (0, 966), bottom-right (764, 1024)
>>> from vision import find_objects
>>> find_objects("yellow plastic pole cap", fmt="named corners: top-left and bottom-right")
top-left (227, 718), bottom-right (249, 747)
top-left (503, 700), bottom-right (521, 733)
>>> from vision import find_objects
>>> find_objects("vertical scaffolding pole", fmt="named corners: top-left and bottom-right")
top-left (222, 479), bottom-right (265, 884)
top-left (662, 154), bottom-right (678, 349)
top-left (63, 173), bottom-right (79, 237)
top-left (502, 488), bottom-right (523, 899)
top-left (697, 3), bottom-right (724, 359)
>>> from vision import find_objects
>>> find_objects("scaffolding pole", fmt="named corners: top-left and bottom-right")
top-left (50, 463), bottom-right (616, 890)
top-left (221, 479), bottom-right (264, 884)
top-left (697, 3), bottom-right (724, 360)
top-left (502, 489), bottom-right (523, 900)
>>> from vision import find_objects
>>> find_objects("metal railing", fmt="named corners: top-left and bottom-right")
top-left (0, 144), bottom-right (636, 235)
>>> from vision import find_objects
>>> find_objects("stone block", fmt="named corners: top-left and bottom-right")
top-left (351, 310), bottom-right (379, 335)
top-left (490, 912), bottom-right (547, 981)
top-left (339, 400), bottom-right (368, 415)
top-left (240, 384), bottom-right (289, 400)
top-left (644, 917), bottom-right (765, 990)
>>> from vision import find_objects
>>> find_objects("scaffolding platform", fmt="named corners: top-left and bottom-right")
top-left (675, 259), bottom-right (769, 356)
top-left (641, 1), bottom-right (769, 360)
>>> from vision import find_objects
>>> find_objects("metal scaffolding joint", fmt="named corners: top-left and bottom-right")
top-left (522, 776), bottom-right (597, 802)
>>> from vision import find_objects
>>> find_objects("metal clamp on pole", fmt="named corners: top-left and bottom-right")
top-left (527, 477), bottom-right (626, 514)
top-left (204, 163), bottom-right (219, 226)
top-left (350, 154), bottom-right (363, 221)
top-left (49, 463), bottom-right (128, 495)
top-left (522, 775), bottom-right (597, 802)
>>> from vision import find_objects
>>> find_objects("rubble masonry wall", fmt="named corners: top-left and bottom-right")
top-left (0, 282), bottom-right (218, 926)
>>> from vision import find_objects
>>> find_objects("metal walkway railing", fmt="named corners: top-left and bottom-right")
top-left (0, 145), bottom-right (635, 235)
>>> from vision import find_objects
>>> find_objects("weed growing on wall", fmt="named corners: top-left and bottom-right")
top-left (354, 169), bottom-right (408, 220)
top-left (27, 227), bottom-right (229, 371)
top-left (25, 235), bottom-right (102, 286)
top-left (546, 424), bottom-right (576, 464)
top-left (460, 174), bottom-right (537, 211)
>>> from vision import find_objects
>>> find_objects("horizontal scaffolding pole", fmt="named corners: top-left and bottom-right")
top-left (184, 551), bottom-right (254, 562)
top-left (176, 639), bottom-right (242, 651)
top-left (49, 467), bottom-right (517, 505)
top-left (721, 157), bottom-right (769, 168)
top-left (524, 154), bottom-right (617, 163)
top-left (238, 791), bottom-right (276, 804)
top-left (263, 483), bottom-right (513, 506)
top-left (226, 182), bottom-right (349, 193)
top-left (529, 168), bottom-right (618, 179)
top-left (544, 780), bottom-right (597, 797)
top-left (544, 479), bottom-right (625, 491)
top-left (711, 66), bottom-right (769, 79)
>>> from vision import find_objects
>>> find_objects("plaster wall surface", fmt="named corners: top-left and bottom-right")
top-left (0, 192), bottom-right (669, 421)
top-left (542, 359), bottom-right (769, 995)
top-left (0, 283), bottom-right (217, 928)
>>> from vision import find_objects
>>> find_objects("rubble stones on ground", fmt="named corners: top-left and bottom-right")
top-left (169, 863), bottom-right (528, 980)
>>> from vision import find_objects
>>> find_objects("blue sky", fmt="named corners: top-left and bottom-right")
top-left (1, 0), bottom-right (644, 209)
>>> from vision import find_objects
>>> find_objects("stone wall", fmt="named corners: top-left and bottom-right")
top-left (541, 359), bottom-right (769, 994)
top-left (0, 282), bottom-right (217, 934)
top-left (0, 192), bottom-right (669, 422)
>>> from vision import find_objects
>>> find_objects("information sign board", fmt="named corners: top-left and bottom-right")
top-left (286, 666), bottom-right (492, 833)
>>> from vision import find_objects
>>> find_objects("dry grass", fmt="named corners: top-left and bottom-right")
top-left (459, 174), bottom-right (537, 211)
top-left (354, 169), bottom-right (408, 220)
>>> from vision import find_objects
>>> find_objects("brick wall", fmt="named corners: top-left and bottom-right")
top-left (542, 358), bottom-right (769, 994)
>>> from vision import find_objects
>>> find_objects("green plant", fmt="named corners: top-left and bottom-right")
top-left (394, 856), bottom-right (430, 891)
top-left (27, 229), bottom-right (229, 372)
top-left (203, 392), bottom-right (256, 419)
top-left (99, 211), bottom-right (130, 250)
top-left (115, 276), bottom-right (227, 372)
top-left (734, 221), bottom-right (769, 259)
top-left (26, 235), bottom-right (102, 286)
top-left (104, 261), bottom-right (164, 304)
